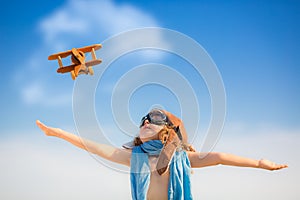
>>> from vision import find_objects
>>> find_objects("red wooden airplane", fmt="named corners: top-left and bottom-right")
top-left (48, 44), bottom-right (102, 80)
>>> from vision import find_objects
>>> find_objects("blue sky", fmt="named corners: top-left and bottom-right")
top-left (0, 0), bottom-right (299, 199)
top-left (1, 0), bottom-right (299, 132)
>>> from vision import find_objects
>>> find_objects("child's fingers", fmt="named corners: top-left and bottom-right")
top-left (36, 120), bottom-right (43, 128)
top-left (274, 164), bottom-right (288, 170)
top-left (36, 120), bottom-right (48, 132)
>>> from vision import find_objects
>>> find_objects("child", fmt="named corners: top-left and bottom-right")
top-left (36, 109), bottom-right (287, 200)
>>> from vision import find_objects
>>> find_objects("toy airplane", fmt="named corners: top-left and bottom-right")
top-left (48, 44), bottom-right (102, 80)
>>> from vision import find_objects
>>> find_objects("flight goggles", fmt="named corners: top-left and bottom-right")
top-left (140, 109), bottom-right (168, 128)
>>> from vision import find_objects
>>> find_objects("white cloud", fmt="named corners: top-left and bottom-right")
top-left (39, 8), bottom-right (88, 44)
top-left (21, 82), bottom-right (71, 106)
top-left (21, 83), bottom-right (43, 104)
top-left (38, 0), bottom-right (159, 49)
top-left (0, 127), bottom-right (299, 200)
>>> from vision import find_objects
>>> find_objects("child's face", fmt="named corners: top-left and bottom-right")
top-left (139, 119), bottom-right (164, 143)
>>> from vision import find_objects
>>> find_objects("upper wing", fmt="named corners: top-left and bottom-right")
top-left (77, 44), bottom-right (102, 53)
top-left (48, 44), bottom-right (102, 60)
top-left (48, 50), bottom-right (72, 60)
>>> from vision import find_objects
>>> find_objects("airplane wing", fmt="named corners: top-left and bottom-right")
top-left (85, 59), bottom-right (102, 67)
top-left (48, 44), bottom-right (101, 60)
top-left (48, 50), bottom-right (72, 60)
top-left (56, 64), bottom-right (76, 73)
top-left (77, 44), bottom-right (102, 53)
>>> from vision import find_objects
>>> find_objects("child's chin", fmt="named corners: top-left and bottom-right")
top-left (140, 135), bottom-right (157, 142)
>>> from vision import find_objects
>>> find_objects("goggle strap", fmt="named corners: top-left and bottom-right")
top-left (167, 120), bottom-right (183, 141)
top-left (175, 126), bottom-right (183, 141)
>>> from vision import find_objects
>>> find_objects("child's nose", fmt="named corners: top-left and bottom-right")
top-left (144, 120), bottom-right (150, 125)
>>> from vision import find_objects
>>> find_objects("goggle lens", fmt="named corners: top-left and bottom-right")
top-left (140, 110), bottom-right (167, 127)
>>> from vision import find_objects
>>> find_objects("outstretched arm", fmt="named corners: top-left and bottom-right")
top-left (188, 152), bottom-right (288, 171)
top-left (36, 120), bottom-right (131, 167)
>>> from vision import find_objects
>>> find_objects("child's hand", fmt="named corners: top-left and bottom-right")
top-left (258, 159), bottom-right (288, 170)
top-left (36, 120), bottom-right (62, 137)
